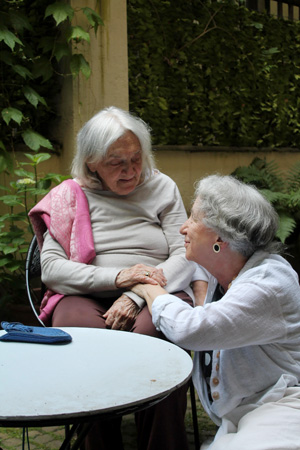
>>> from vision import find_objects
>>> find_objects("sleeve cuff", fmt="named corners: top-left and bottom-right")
top-left (123, 291), bottom-right (146, 309)
top-left (152, 294), bottom-right (182, 330)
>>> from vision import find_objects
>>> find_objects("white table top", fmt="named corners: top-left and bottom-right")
top-left (0, 327), bottom-right (193, 426)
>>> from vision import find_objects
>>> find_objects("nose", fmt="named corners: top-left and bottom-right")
top-left (122, 160), bottom-right (135, 175)
top-left (180, 218), bottom-right (189, 235)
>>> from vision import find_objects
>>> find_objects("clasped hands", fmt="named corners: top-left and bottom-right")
top-left (103, 264), bottom-right (166, 331)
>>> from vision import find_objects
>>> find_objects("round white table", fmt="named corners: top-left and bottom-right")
top-left (0, 327), bottom-right (193, 428)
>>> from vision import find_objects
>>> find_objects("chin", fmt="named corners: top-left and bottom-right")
top-left (119, 186), bottom-right (136, 195)
top-left (185, 252), bottom-right (191, 261)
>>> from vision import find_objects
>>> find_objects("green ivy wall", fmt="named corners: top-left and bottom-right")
top-left (128, 0), bottom-right (300, 148)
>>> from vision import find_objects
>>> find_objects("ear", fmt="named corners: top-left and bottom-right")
top-left (216, 236), bottom-right (229, 249)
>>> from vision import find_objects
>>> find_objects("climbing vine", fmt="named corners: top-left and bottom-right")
top-left (128, 0), bottom-right (300, 147)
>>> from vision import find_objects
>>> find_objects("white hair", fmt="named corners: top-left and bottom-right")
top-left (194, 174), bottom-right (282, 257)
top-left (71, 106), bottom-right (156, 188)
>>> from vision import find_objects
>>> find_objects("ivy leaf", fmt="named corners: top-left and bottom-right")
top-left (21, 130), bottom-right (53, 151)
top-left (53, 43), bottom-right (70, 62)
top-left (70, 54), bottom-right (91, 79)
top-left (38, 36), bottom-right (55, 53)
top-left (0, 26), bottom-right (23, 50)
top-left (158, 97), bottom-right (168, 111)
top-left (0, 50), bottom-right (13, 65)
top-left (82, 7), bottom-right (104, 33)
top-left (22, 86), bottom-right (47, 108)
top-left (68, 26), bottom-right (90, 43)
top-left (32, 58), bottom-right (53, 82)
top-left (262, 47), bottom-right (280, 56)
top-left (251, 22), bottom-right (263, 30)
top-left (1, 107), bottom-right (23, 126)
top-left (9, 11), bottom-right (33, 33)
top-left (12, 65), bottom-right (33, 79)
top-left (45, 2), bottom-right (74, 26)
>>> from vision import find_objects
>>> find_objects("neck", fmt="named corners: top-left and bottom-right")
top-left (211, 252), bottom-right (248, 291)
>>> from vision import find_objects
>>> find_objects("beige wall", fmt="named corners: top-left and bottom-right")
top-left (2, 148), bottom-right (298, 217)
top-left (154, 149), bottom-right (300, 211)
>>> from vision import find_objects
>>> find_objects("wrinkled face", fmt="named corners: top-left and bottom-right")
top-left (180, 199), bottom-right (218, 266)
top-left (88, 131), bottom-right (143, 195)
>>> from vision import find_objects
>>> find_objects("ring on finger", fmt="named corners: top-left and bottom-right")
top-left (145, 271), bottom-right (150, 277)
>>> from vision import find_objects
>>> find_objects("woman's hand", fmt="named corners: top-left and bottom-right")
top-left (103, 294), bottom-right (140, 331)
top-left (115, 264), bottom-right (167, 289)
top-left (131, 283), bottom-right (168, 314)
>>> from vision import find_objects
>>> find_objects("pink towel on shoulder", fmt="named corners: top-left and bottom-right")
top-left (29, 179), bottom-right (96, 324)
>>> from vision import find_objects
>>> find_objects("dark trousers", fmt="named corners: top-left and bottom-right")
top-left (52, 292), bottom-right (193, 450)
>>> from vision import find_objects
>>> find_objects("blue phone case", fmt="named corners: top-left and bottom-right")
top-left (0, 321), bottom-right (72, 344)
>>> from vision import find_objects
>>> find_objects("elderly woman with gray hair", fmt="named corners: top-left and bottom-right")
top-left (29, 106), bottom-right (207, 450)
top-left (132, 175), bottom-right (300, 450)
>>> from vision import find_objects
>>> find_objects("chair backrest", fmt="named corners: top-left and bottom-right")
top-left (25, 235), bottom-right (45, 326)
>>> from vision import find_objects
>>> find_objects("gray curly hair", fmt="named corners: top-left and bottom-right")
top-left (193, 174), bottom-right (282, 258)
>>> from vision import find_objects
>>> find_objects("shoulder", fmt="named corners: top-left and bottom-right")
top-left (49, 178), bottom-right (85, 200)
top-left (53, 178), bottom-right (82, 193)
top-left (244, 252), bottom-right (297, 282)
top-left (147, 169), bottom-right (179, 189)
top-left (235, 252), bottom-right (300, 304)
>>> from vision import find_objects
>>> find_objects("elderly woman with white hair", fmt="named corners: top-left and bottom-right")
top-left (131, 175), bottom-right (300, 450)
top-left (29, 106), bottom-right (207, 450)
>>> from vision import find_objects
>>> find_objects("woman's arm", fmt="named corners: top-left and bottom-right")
top-left (131, 283), bottom-right (168, 314)
top-left (192, 280), bottom-right (208, 306)
top-left (41, 231), bottom-right (166, 295)
top-left (41, 231), bottom-right (119, 294)
top-left (192, 265), bottom-right (209, 305)
top-left (133, 280), bottom-right (288, 352)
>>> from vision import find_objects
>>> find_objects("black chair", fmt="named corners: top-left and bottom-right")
top-left (25, 234), bottom-right (45, 326)
top-left (25, 234), bottom-right (200, 450)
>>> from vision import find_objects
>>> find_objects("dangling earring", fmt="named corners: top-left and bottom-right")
top-left (213, 243), bottom-right (220, 253)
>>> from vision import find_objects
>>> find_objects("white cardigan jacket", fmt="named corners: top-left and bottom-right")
top-left (151, 251), bottom-right (300, 426)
